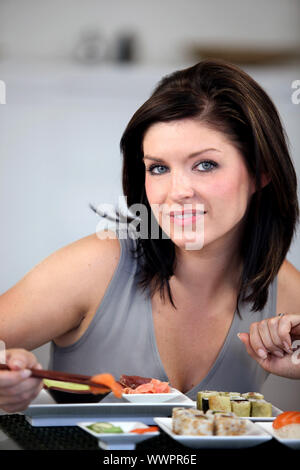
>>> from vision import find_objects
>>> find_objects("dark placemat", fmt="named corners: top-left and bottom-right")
top-left (0, 414), bottom-right (296, 457)
top-left (0, 414), bottom-right (173, 452)
top-left (0, 414), bottom-right (99, 450)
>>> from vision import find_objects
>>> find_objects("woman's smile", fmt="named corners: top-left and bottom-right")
top-left (169, 209), bottom-right (207, 226)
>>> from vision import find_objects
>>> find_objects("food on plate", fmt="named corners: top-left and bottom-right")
top-left (87, 422), bottom-right (124, 434)
top-left (242, 392), bottom-right (264, 400)
top-left (121, 377), bottom-right (171, 394)
top-left (172, 407), bottom-right (247, 436)
top-left (203, 395), bottom-right (231, 413)
top-left (119, 374), bottom-right (153, 389)
top-left (251, 400), bottom-right (272, 417)
top-left (129, 426), bottom-right (159, 434)
top-left (219, 392), bottom-right (241, 397)
top-left (231, 400), bottom-right (251, 417)
top-left (197, 391), bottom-right (219, 410)
top-left (272, 411), bottom-right (300, 438)
top-left (196, 390), bottom-right (272, 417)
top-left (213, 412), bottom-right (247, 436)
top-left (89, 373), bottom-right (123, 397)
top-left (172, 408), bottom-right (214, 436)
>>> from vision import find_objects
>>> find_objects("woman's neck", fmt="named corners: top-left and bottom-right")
top-left (171, 239), bottom-right (243, 309)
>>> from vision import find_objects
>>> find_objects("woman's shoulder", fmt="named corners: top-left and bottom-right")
top-left (276, 259), bottom-right (300, 315)
top-left (65, 230), bottom-right (121, 291)
top-left (31, 230), bottom-right (122, 315)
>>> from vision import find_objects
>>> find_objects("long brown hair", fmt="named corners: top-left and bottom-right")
top-left (120, 59), bottom-right (299, 313)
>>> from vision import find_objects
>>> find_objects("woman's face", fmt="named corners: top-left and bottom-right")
top-left (143, 119), bottom-right (256, 252)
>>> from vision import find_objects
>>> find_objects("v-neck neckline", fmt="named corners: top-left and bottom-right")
top-left (146, 285), bottom-right (240, 397)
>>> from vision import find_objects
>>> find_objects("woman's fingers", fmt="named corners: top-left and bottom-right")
top-left (0, 369), bottom-right (31, 388)
top-left (0, 348), bottom-right (43, 412)
top-left (257, 319), bottom-right (284, 357)
top-left (277, 314), bottom-right (300, 349)
top-left (5, 349), bottom-right (41, 371)
top-left (248, 322), bottom-right (269, 359)
top-left (237, 333), bottom-right (257, 359)
top-left (246, 314), bottom-right (300, 359)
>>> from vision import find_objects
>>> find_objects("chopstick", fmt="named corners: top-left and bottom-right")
top-left (0, 364), bottom-right (111, 392)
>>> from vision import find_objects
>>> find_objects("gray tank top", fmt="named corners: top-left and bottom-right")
top-left (49, 232), bottom-right (277, 400)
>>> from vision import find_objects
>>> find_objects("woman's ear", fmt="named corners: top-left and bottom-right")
top-left (250, 172), bottom-right (271, 196)
top-left (261, 172), bottom-right (271, 188)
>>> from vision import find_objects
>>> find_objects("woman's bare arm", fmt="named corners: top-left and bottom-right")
top-left (0, 231), bottom-right (120, 351)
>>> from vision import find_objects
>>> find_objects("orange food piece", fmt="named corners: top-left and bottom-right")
top-left (273, 411), bottom-right (300, 429)
top-left (90, 373), bottom-right (123, 398)
top-left (123, 378), bottom-right (171, 394)
top-left (130, 426), bottom-right (159, 434)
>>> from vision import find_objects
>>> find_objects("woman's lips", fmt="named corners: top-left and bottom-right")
top-left (168, 210), bottom-right (206, 226)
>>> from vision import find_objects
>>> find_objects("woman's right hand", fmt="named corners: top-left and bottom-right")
top-left (0, 349), bottom-right (44, 412)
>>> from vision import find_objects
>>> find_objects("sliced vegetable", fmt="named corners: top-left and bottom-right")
top-left (43, 379), bottom-right (90, 392)
top-left (130, 426), bottom-right (159, 434)
top-left (87, 422), bottom-right (124, 434)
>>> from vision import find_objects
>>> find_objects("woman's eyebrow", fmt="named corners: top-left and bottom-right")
top-left (143, 148), bottom-right (221, 162)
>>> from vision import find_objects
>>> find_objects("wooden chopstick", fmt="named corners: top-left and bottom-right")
top-left (0, 364), bottom-right (111, 391)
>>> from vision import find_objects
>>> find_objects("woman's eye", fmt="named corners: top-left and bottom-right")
top-left (147, 164), bottom-right (168, 175)
top-left (195, 160), bottom-right (218, 172)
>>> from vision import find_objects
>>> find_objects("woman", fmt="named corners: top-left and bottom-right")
top-left (0, 59), bottom-right (300, 412)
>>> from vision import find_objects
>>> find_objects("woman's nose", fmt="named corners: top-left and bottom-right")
top-left (168, 170), bottom-right (194, 201)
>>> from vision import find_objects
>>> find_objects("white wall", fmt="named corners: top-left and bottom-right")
top-left (0, 0), bottom-right (299, 64)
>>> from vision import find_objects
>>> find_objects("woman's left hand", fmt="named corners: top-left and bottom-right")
top-left (238, 313), bottom-right (300, 379)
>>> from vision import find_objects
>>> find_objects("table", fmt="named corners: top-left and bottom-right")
top-left (0, 413), bottom-right (298, 463)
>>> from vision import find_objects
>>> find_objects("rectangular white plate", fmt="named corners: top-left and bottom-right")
top-left (257, 422), bottom-right (300, 450)
top-left (244, 405), bottom-right (282, 422)
top-left (23, 390), bottom-right (195, 427)
top-left (154, 417), bottom-right (272, 449)
top-left (77, 420), bottom-right (159, 450)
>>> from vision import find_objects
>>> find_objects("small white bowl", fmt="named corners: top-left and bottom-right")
top-left (77, 420), bottom-right (159, 450)
top-left (122, 387), bottom-right (181, 404)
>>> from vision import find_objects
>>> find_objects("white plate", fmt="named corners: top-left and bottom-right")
top-left (154, 417), bottom-right (272, 449)
top-left (122, 387), bottom-right (181, 403)
top-left (246, 405), bottom-right (282, 422)
top-left (24, 390), bottom-right (195, 426)
top-left (77, 420), bottom-right (159, 450)
top-left (257, 422), bottom-right (300, 450)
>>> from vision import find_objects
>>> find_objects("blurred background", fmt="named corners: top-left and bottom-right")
top-left (0, 0), bottom-right (300, 409)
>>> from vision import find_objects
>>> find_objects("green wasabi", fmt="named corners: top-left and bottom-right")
top-left (87, 422), bottom-right (124, 434)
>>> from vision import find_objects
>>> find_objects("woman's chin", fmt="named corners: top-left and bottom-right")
top-left (169, 233), bottom-right (205, 251)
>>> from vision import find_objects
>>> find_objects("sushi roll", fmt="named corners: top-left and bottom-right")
top-left (272, 411), bottom-right (300, 439)
top-left (229, 395), bottom-right (245, 401)
top-left (172, 407), bottom-right (213, 435)
top-left (251, 400), bottom-right (272, 417)
top-left (196, 391), bottom-right (219, 410)
top-left (231, 400), bottom-right (251, 417)
top-left (214, 413), bottom-right (247, 436)
top-left (219, 392), bottom-right (240, 398)
top-left (208, 395), bottom-right (231, 413)
top-left (242, 392), bottom-right (264, 400)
